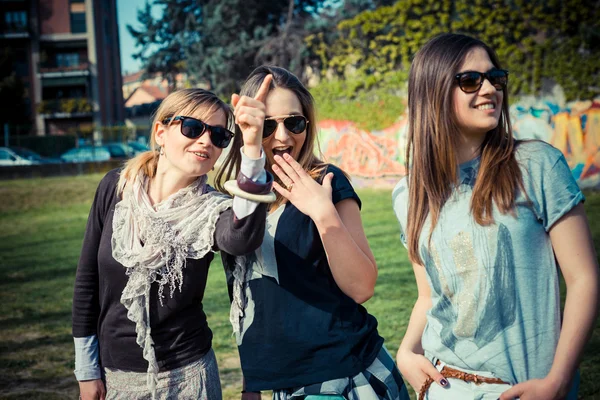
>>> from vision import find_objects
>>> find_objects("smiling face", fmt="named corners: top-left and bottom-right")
top-left (262, 87), bottom-right (307, 167)
top-left (155, 108), bottom-right (226, 179)
top-left (452, 47), bottom-right (504, 140)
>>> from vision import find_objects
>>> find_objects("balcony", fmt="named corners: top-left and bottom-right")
top-left (0, 22), bottom-right (28, 39)
top-left (39, 32), bottom-right (87, 43)
top-left (36, 98), bottom-right (93, 118)
top-left (38, 62), bottom-right (90, 79)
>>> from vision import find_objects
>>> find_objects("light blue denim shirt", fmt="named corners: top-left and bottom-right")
top-left (392, 141), bottom-right (584, 386)
top-left (74, 335), bottom-right (102, 381)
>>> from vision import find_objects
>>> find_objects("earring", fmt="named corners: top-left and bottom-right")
top-left (160, 146), bottom-right (164, 156)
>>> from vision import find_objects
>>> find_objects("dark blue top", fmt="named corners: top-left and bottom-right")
top-left (225, 164), bottom-right (383, 392)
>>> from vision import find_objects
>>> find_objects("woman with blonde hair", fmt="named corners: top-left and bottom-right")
top-left (393, 33), bottom-right (598, 400)
top-left (72, 80), bottom-right (274, 400)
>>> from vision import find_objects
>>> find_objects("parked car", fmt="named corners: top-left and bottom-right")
top-left (127, 141), bottom-right (150, 154)
top-left (8, 147), bottom-right (63, 164)
top-left (0, 147), bottom-right (61, 166)
top-left (60, 146), bottom-right (111, 163)
top-left (103, 142), bottom-right (135, 159)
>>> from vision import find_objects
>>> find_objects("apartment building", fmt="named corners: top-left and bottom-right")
top-left (0, 0), bottom-right (124, 135)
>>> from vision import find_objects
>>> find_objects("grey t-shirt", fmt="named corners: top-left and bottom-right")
top-left (392, 141), bottom-right (584, 384)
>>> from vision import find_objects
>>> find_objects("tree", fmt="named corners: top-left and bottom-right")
top-left (308, 0), bottom-right (600, 101)
top-left (127, 0), bottom-right (194, 93)
top-left (128, 0), bottom-right (328, 96)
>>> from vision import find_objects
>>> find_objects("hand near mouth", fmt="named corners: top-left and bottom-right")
top-left (232, 74), bottom-right (273, 159)
top-left (271, 153), bottom-right (335, 220)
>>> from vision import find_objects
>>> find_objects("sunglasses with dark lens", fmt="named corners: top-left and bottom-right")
top-left (455, 69), bottom-right (509, 93)
top-left (263, 115), bottom-right (309, 138)
top-left (162, 115), bottom-right (234, 149)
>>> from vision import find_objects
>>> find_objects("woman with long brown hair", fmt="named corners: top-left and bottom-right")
top-left (393, 33), bottom-right (598, 400)
top-left (72, 82), bottom-right (274, 400)
top-left (217, 65), bottom-right (409, 400)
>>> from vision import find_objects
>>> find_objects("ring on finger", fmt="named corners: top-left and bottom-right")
top-left (286, 182), bottom-right (293, 190)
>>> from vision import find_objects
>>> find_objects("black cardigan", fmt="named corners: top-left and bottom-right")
top-left (72, 169), bottom-right (266, 372)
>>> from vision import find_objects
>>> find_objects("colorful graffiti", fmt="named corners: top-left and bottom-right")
top-left (317, 98), bottom-right (600, 188)
top-left (317, 118), bottom-right (408, 188)
top-left (511, 99), bottom-right (600, 188)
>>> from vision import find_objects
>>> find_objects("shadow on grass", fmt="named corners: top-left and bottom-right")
top-left (0, 393), bottom-right (72, 400)
top-left (0, 264), bottom-right (76, 286)
top-left (0, 236), bottom-right (82, 252)
top-left (0, 311), bottom-right (71, 333)
top-left (578, 322), bottom-right (600, 398)
top-left (0, 333), bottom-right (72, 354)
top-left (0, 375), bottom-right (77, 400)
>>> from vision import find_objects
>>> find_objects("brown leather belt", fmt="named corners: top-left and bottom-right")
top-left (418, 360), bottom-right (509, 400)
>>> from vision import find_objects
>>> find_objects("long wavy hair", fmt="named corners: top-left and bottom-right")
top-left (117, 88), bottom-right (233, 194)
top-left (215, 65), bottom-right (327, 207)
top-left (406, 33), bottom-right (524, 265)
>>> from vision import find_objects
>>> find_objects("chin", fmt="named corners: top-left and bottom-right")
top-left (185, 165), bottom-right (211, 178)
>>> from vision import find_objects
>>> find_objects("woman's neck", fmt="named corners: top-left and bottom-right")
top-left (457, 132), bottom-right (485, 164)
top-left (148, 160), bottom-right (197, 205)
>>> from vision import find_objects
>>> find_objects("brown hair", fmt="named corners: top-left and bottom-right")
top-left (215, 65), bottom-right (327, 207)
top-left (406, 33), bottom-right (524, 265)
top-left (118, 88), bottom-right (232, 194)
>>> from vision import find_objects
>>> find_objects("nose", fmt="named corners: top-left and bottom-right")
top-left (479, 76), bottom-right (496, 95)
top-left (273, 122), bottom-right (292, 142)
top-left (195, 129), bottom-right (214, 147)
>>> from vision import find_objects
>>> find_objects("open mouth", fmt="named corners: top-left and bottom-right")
top-left (191, 151), bottom-right (210, 159)
top-left (475, 103), bottom-right (495, 111)
top-left (272, 146), bottom-right (292, 158)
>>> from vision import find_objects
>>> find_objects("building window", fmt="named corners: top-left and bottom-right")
top-left (70, 12), bottom-right (86, 34)
top-left (14, 48), bottom-right (29, 77)
top-left (70, 0), bottom-right (87, 34)
top-left (4, 11), bottom-right (27, 33)
top-left (56, 53), bottom-right (80, 67)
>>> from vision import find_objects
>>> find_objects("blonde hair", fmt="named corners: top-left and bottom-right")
top-left (118, 88), bottom-right (233, 194)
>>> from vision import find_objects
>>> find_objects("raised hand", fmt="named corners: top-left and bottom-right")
top-left (231, 75), bottom-right (273, 159)
top-left (271, 153), bottom-right (335, 220)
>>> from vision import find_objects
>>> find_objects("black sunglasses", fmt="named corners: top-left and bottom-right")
top-left (263, 115), bottom-right (309, 138)
top-left (162, 115), bottom-right (234, 149)
top-left (455, 69), bottom-right (509, 93)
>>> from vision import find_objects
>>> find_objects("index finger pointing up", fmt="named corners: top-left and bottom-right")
top-left (254, 74), bottom-right (273, 103)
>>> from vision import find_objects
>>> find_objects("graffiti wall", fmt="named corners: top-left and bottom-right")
top-left (317, 98), bottom-right (600, 189)
top-left (511, 99), bottom-right (600, 189)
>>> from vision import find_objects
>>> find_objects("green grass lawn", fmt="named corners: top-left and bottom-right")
top-left (0, 174), bottom-right (599, 400)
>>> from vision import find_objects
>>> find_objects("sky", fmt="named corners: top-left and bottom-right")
top-left (117, 0), bottom-right (161, 76)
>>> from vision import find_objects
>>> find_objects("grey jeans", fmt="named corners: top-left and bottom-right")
top-left (104, 348), bottom-right (222, 400)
